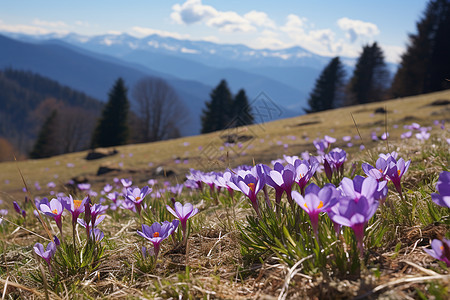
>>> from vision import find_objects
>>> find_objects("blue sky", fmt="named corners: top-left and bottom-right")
top-left (0, 0), bottom-right (428, 62)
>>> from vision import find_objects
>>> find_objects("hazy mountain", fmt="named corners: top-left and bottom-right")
top-left (0, 34), bottom-right (214, 136)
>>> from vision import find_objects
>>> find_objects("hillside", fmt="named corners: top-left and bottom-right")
top-left (0, 68), bottom-right (103, 157)
top-left (0, 90), bottom-right (448, 299)
top-left (0, 89), bottom-right (448, 194)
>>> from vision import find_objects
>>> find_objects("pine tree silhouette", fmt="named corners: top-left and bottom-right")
top-left (232, 89), bottom-right (254, 127)
top-left (30, 110), bottom-right (58, 158)
top-left (201, 79), bottom-right (233, 133)
top-left (346, 42), bottom-right (389, 105)
top-left (91, 78), bottom-right (130, 148)
top-left (305, 57), bottom-right (346, 113)
top-left (391, 0), bottom-right (450, 97)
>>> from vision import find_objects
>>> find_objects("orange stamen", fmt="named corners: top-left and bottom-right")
top-left (74, 200), bottom-right (82, 209)
top-left (317, 201), bottom-right (324, 209)
top-left (52, 209), bottom-right (58, 214)
top-left (397, 170), bottom-right (401, 176)
top-left (247, 183), bottom-right (255, 192)
top-left (153, 232), bottom-right (160, 238)
top-left (135, 196), bottom-right (141, 201)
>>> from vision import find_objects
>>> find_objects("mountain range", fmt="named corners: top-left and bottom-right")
top-left (0, 31), bottom-right (396, 136)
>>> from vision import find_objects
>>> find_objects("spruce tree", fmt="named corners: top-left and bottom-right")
top-left (30, 110), bottom-right (58, 158)
top-left (305, 57), bottom-right (346, 113)
top-left (346, 42), bottom-right (390, 105)
top-left (91, 78), bottom-right (130, 148)
top-left (232, 89), bottom-right (254, 127)
top-left (391, 0), bottom-right (450, 97)
top-left (201, 79), bottom-right (233, 133)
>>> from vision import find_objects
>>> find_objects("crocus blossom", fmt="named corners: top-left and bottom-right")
top-left (229, 165), bottom-right (266, 216)
top-left (137, 221), bottom-right (177, 259)
top-left (324, 148), bottom-right (347, 181)
top-left (166, 202), bottom-right (198, 241)
top-left (431, 171), bottom-right (450, 208)
top-left (34, 242), bottom-right (57, 266)
top-left (62, 195), bottom-right (87, 225)
top-left (424, 238), bottom-right (450, 267)
top-left (39, 197), bottom-right (65, 235)
top-left (292, 184), bottom-right (339, 237)
top-left (328, 195), bottom-right (379, 256)
top-left (386, 157), bottom-right (411, 197)
top-left (293, 157), bottom-right (320, 194)
top-left (126, 186), bottom-right (151, 215)
top-left (265, 162), bottom-right (296, 205)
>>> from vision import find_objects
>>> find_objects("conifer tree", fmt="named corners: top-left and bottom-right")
top-left (30, 110), bottom-right (58, 159)
top-left (391, 0), bottom-right (450, 97)
top-left (305, 57), bottom-right (346, 113)
top-left (201, 79), bottom-right (233, 133)
top-left (91, 78), bottom-right (130, 148)
top-left (346, 42), bottom-right (390, 105)
top-left (232, 89), bottom-right (254, 127)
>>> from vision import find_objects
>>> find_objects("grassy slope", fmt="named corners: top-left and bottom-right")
top-left (0, 90), bottom-right (449, 299)
top-left (0, 90), bottom-right (449, 197)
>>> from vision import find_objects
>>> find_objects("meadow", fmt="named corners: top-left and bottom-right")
top-left (0, 90), bottom-right (449, 299)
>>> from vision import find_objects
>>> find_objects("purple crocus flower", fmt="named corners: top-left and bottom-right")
top-left (229, 167), bottom-right (265, 216)
top-left (120, 178), bottom-right (133, 188)
top-left (292, 183), bottom-right (339, 237)
top-left (385, 157), bottom-right (411, 197)
top-left (89, 203), bottom-right (108, 225)
top-left (265, 162), bottom-right (296, 205)
top-left (328, 195), bottom-right (379, 256)
top-left (106, 192), bottom-right (120, 204)
top-left (39, 197), bottom-right (65, 235)
top-left (126, 186), bottom-right (151, 215)
top-left (431, 171), bottom-right (450, 208)
top-left (293, 157), bottom-right (320, 194)
top-left (90, 228), bottom-right (105, 242)
top-left (214, 170), bottom-right (239, 199)
top-left (166, 202), bottom-right (198, 242)
top-left (424, 238), bottom-right (450, 267)
top-left (339, 176), bottom-right (386, 202)
top-left (77, 183), bottom-right (91, 191)
top-left (62, 195), bottom-right (87, 225)
top-left (167, 184), bottom-right (183, 197)
top-left (324, 148), bottom-right (347, 181)
top-left (34, 242), bottom-right (57, 266)
top-left (137, 221), bottom-right (177, 260)
top-left (13, 201), bottom-right (21, 214)
top-left (362, 156), bottom-right (391, 182)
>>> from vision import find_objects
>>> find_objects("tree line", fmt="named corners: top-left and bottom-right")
top-left (305, 0), bottom-right (450, 113)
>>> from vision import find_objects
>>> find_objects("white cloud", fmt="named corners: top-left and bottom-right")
top-left (32, 19), bottom-right (68, 28)
top-left (171, 0), bottom-right (275, 33)
top-left (244, 11), bottom-right (276, 29)
top-left (171, 0), bottom-right (217, 25)
top-left (381, 44), bottom-right (404, 63)
top-left (0, 20), bottom-right (60, 35)
top-left (200, 35), bottom-right (220, 43)
top-left (337, 17), bottom-right (380, 42)
top-left (206, 11), bottom-right (256, 33)
top-left (131, 26), bottom-right (190, 39)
